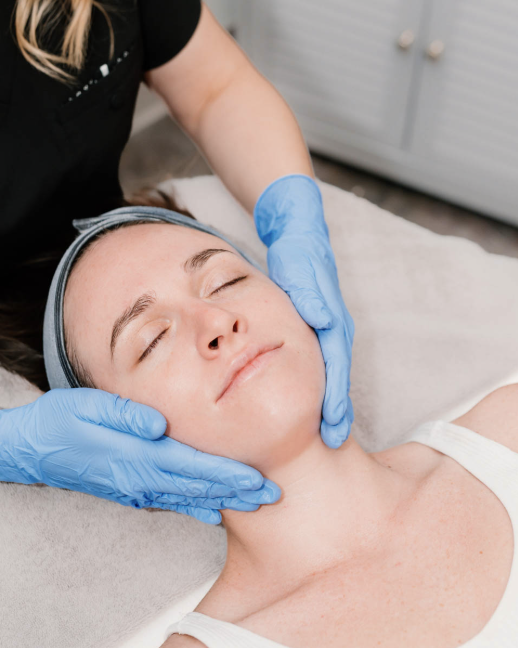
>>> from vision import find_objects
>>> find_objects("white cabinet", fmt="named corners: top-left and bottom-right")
top-left (409, 0), bottom-right (518, 221)
top-left (236, 0), bottom-right (518, 226)
top-left (238, 0), bottom-right (423, 147)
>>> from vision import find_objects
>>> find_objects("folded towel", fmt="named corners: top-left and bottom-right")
top-left (1, 176), bottom-right (517, 648)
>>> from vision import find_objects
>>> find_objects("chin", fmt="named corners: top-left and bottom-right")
top-left (217, 373), bottom-right (324, 471)
top-left (224, 352), bottom-right (323, 419)
top-left (164, 349), bottom-right (326, 469)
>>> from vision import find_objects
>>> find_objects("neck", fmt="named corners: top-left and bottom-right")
top-left (221, 432), bottom-right (417, 590)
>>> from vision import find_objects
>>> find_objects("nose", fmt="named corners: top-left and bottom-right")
top-left (193, 302), bottom-right (247, 360)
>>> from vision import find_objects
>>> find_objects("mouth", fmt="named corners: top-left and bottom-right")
top-left (216, 342), bottom-right (284, 403)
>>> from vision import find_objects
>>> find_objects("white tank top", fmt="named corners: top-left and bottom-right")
top-left (166, 420), bottom-right (518, 647)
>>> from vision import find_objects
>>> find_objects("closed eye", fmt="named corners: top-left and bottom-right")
top-left (138, 328), bottom-right (168, 363)
top-left (210, 275), bottom-right (248, 296)
top-left (138, 276), bottom-right (248, 362)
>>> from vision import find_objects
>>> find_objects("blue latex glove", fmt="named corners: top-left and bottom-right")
top-left (0, 388), bottom-right (280, 524)
top-left (254, 174), bottom-right (355, 448)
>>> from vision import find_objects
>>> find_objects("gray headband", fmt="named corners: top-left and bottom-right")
top-left (43, 205), bottom-right (262, 389)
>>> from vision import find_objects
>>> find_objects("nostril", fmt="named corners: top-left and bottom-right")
top-left (209, 337), bottom-right (219, 350)
top-left (233, 321), bottom-right (238, 333)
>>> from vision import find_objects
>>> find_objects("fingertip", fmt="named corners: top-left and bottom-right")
top-left (320, 417), bottom-right (351, 449)
top-left (293, 295), bottom-right (332, 330)
top-left (203, 509), bottom-right (222, 525)
top-left (221, 499), bottom-right (260, 512)
top-left (235, 469), bottom-right (264, 491)
top-left (322, 394), bottom-right (347, 427)
top-left (319, 358), bottom-right (349, 427)
top-left (346, 395), bottom-right (355, 426)
top-left (236, 478), bottom-right (282, 504)
top-left (134, 403), bottom-right (167, 439)
top-left (263, 478), bottom-right (282, 502)
top-left (312, 312), bottom-right (333, 330)
top-left (305, 303), bottom-right (333, 330)
top-left (181, 506), bottom-right (222, 525)
top-left (317, 306), bottom-right (333, 329)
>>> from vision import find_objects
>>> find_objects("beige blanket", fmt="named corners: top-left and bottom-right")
top-left (1, 175), bottom-right (517, 648)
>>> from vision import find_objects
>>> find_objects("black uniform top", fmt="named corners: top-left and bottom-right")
top-left (0, 0), bottom-right (201, 277)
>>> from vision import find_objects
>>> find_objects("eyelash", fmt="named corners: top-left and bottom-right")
top-left (138, 328), bottom-right (168, 363)
top-left (138, 275), bottom-right (248, 362)
top-left (210, 274), bottom-right (248, 295)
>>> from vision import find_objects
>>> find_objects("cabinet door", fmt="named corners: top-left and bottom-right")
top-left (408, 0), bottom-right (518, 222)
top-left (237, 0), bottom-right (425, 148)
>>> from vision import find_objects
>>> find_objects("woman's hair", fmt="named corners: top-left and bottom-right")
top-left (0, 187), bottom-right (195, 391)
top-left (13, 0), bottom-right (114, 83)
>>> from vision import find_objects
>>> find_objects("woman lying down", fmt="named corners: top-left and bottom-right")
top-left (44, 203), bottom-right (518, 648)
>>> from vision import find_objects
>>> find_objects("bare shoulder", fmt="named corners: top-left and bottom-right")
top-left (452, 383), bottom-right (518, 453)
top-left (160, 633), bottom-right (207, 648)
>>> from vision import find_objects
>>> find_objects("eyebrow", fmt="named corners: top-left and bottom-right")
top-left (110, 292), bottom-right (156, 358)
top-left (183, 248), bottom-right (235, 272)
top-left (110, 248), bottom-right (236, 358)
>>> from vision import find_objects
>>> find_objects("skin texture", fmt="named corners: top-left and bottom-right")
top-left (64, 223), bottom-right (326, 475)
top-left (64, 223), bottom-right (517, 648)
top-left (64, 223), bottom-right (415, 583)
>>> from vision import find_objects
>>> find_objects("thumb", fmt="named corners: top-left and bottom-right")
top-left (71, 388), bottom-right (167, 439)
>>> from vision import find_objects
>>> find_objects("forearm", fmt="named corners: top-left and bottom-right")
top-left (184, 66), bottom-right (314, 216)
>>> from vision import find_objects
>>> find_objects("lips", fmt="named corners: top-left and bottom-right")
top-left (216, 342), bottom-right (283, 402)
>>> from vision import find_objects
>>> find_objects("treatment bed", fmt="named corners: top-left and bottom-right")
top-left (1, 175), bottom-right (517, 648)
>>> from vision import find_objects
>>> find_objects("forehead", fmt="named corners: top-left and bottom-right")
top-left (73, 222), bottom-right (234, 284)
top-left (64, 223), bottom-right (236, 322)
top-left (82, 222), bottom-right (232, 269)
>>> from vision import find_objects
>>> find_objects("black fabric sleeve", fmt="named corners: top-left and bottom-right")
top-left (139, 0), bottom-right (202, 72)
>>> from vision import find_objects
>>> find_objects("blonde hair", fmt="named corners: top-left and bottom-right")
top-left (14, 0), bottom-right (114, 84)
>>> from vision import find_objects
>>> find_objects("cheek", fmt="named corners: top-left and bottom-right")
top-left (253, 286), bottom-right (327, 401)
top-left (109, 283), bottom-right (327, 466)
top-left (133, 373), bottom-right (263, 460)
top-left (132, 382), bottom-right (201, 441)
top-left (216, 289), bottom-right (327, 456)
top-left (204, 326), bottom-right (326, 468)
top-left (117, 361), bottom-right (219, 452)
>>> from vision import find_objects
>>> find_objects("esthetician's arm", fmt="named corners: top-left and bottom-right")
top-left (145, 2), bottom-right (354, 446)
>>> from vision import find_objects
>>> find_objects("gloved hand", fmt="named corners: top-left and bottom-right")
top-left (0, 388), bottom-right (280, 524)
top-left (254, 174), bottom-right (355, 448)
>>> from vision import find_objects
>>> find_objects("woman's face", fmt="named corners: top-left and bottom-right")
top-left (64, 223), bottom-right (325, 472)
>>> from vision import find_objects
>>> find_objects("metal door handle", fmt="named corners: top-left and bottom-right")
top-left (397, 29), bottom-right (415, 50)
top-left (426, 39), bottom-right (445, 60)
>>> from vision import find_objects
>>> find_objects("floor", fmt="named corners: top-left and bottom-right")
top-left (120, 116), bottom-right (518, 259)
